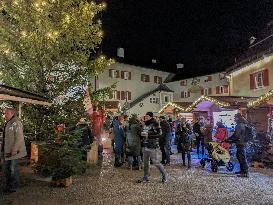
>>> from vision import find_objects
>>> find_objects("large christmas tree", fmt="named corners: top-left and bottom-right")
top-left (0, 0), bottom-right (113, 98)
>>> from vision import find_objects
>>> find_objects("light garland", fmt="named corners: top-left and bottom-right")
top-left (158, 102), bottom-right (186, 114)
top-left (247, 89), bottom-right (273, 108)
top-left (185, 96), bottom-right (230, 112)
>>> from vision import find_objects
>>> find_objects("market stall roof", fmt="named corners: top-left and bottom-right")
top-left (104, 101), bottom-right (120, 112)
top-left (159, 102), bottom-right (193, 114)
top-left (247, 89), bottom-right (273, 108)
top-left (0, 84), bottom-right (51, 106)
top-left (185, 96), bottom-right (257, 112)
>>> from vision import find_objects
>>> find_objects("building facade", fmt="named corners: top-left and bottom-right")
top-left (167, 72), bottom-right (229, 102)
top-left (91, 63), bottom-right (230, 117)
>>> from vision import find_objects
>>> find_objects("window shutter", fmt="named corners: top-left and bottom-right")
top-left (216, 86), bottom-right (220, 94)
top-left (116, 70), bottom-right (120, 78)
top-left (147, 75), bottom-right (150, 82)
top-left (188, 90), bottom-right (191, 97)
top-left (121, 91), bottom-right (125, 100)
top-left (201, 89), bottom-right (204, 95)
top-left (109, 69), bottom-right (113, 77)
top-left (159, 77), bottom-right (162, 84)
top-left (208, 76), bottom-right (212, 81)
top-left (154, 76), bottom-right (157, 83)
top-left (141, 74), bottom-right (144, 82)
top-left (250, 73), bottom-right (255, 89)
top-left (117, 91), bottom-right (121, 100)
top-left (128, 92), bottom-right (131, 100)
top-left (181, 92), bottom-right (184, 98)
top-left (129, 72), bottom-right (132, 80)
top-left (121, 71), bottom-right (124, 79)
top-left (208, 88), bottom-right (212, 95)
top-left (224, 85), bottom-right (229, 93)
top-left (263, 69), bottom-right (269, 86)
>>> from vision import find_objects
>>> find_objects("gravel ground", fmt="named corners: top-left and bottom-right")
top-left (1, 152), bottom-right (273, 205)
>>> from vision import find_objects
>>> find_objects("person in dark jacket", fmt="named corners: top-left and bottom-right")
top-left (76, 118), bottom-right (93, 146)
top-left (112, 116), bottom-right (125, 167)
top-left (138, 112), bottom-right (168, 183)
top-left (193, 118), bottom-right (204, 158)
top-left (159, 116), bottom-right (171, 165)
top-left (226, 113), bottom-right (249, 177)
top-left (124, 115), bottom-right (142, 170)
top-left (176, 117), bottom-right (191, 168)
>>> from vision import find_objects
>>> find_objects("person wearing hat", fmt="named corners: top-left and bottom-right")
top-left (138, 112), bottom-right (168, 183)
top-left (227, 113), bottom-right (249, 177)
top-left (1, 107), bottom-right (27, 193)
top-left (159, 116), bottom-right (171, 166)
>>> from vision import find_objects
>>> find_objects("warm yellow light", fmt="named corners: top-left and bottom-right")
top-left (4, 49), bottom-right (10, 54)
top-left (101, 2), bottom-right (107, 9)
top-left (21, 31), bottom-right (27, 37)
top-left (41, 1), bottom-right (47, 6)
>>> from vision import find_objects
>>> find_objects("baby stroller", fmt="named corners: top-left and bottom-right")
top-left (200, 142), bottom-right (234, 172)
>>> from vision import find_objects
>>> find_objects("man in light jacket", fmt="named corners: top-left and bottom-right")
top-left (1, 107), bottom-right (27, 193)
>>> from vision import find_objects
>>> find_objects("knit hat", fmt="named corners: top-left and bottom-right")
top-left (146, 112), bottom-right (154, 118)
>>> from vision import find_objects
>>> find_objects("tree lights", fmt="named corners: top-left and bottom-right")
top-left (247, 90), bottom-right (273, 108)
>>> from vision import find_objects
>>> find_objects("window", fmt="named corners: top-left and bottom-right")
top-left (112, 90), bottom-right (117, 99)
top-left (164, 95), bottom-right (170, 103)
top-left (180, 80), bottom-right (187, 86)
top-left (154, 76), bottom-right (163, 84)
top-left (121, 71), bottom-right (131, 80)
top-left (181, 90), bottom-right (190, 98)
top-left (109, 69), bottom-right (119, 78)
top-left (150, 97), bottom-right (159, 104)
top-left (141, 74), bottom-right (150, 82)
top-left (255, 72), bottom-right (263, 88)
top-left (204, 76), bottom-right (212, 82)
top-left (204, 88), bottom-right (209, 96)
top-left (126, 91), bottom-right (132, 101)
top-left (250, 69), bottom-right (269, 90)
top-left (216, 85), bottom-right (228, 94)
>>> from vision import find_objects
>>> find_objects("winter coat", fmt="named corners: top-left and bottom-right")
top-left (76, 123), bottom-right (93, 146)
top-left (203, 123), bottom-right (213, 144)
top-left (142, 118), bottom-right (161, 149)
top-left (228, 122), bottom-right (246, 145)
top-left (124, 123), bottom-right (141, 156)
top-left (1, 116), bottom-right (27, 160)
top-left (175, 123), bottom-right (191, 151)
top-left (214, 126), bottom-right (228, 142)
top-left (193, 122), bottom-right (203, 139)
top-left (112, 119), bottom-right (125, 154)
top-left (159, 120), bottom-right (171, 146)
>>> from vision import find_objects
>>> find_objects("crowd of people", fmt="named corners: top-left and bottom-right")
top-left (110, 111), bottom-right (251, 181)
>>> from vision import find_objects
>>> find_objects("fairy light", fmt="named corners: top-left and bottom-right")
top-left (98, 31), bottom-right (103, 37)
top-left (185, 96), bottom-right (230, 112)
top-left (159, 102), bottom-right (186, 114)
top-left (101, 2), bottom-right (107, 9)
top-left (247, 89), bottom-right (273, 108)
top-left (21, 31), bottom-right (27, 37)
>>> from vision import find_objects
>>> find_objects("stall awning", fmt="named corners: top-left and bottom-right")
top-left (0, 84), bottom-right (51, 106)
top-left (159, 102), bottom-right (193, 114)
top-left (185, 96), bottom-right (257, 112)
top-left (247, 89), bottom-right (273, 108)
top-left (104, 101), bottom-right (120, 112)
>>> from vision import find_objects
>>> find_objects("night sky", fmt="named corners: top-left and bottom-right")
top-left (101, 0), bottom-right (273, 79)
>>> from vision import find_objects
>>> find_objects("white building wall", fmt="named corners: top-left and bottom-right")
top-left (167, 72), bottom-right (229, 102)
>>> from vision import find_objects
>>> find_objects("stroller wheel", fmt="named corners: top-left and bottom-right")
top-left (211, 160), bottom-right (218, 172)
top-left (200, 159), bottom-right (206, 168)
top-left (226, 162), bottom-right (234, 172)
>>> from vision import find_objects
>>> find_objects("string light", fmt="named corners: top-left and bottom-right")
top-left (185, 96), bottom-right (230, 112)
top-left (101, 2), bottom-right (107, 9)
top-left (21, 31), bottom-right (27, 37)
top-left (247, 89), bottom-right (273, 108)
top-left (158, 102), bottom-right (186, 114)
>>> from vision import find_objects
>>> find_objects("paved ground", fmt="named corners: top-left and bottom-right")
top-left (1, 150), bottom-right (273, 205)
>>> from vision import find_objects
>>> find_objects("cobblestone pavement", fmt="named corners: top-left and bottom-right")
top-left (1, 151), bottom-right (273, 205)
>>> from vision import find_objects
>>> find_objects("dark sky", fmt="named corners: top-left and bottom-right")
top-left (101, 0), bottom-right (273, 79)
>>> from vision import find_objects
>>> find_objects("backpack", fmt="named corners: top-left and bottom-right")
top-left (244, 124), bottom-right (256, 142)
